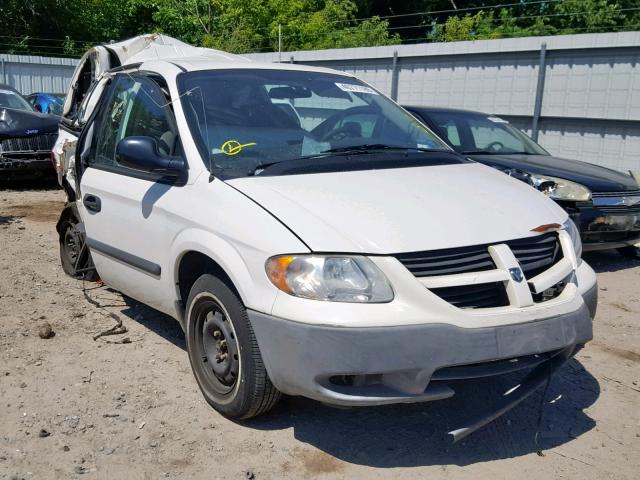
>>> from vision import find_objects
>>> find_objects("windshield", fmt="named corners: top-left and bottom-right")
top-left (0, 89), bottom-right (35, 112)
top-left (424, 111), bottom-right (548, 156)
top-left (178, 69), bottom-right (449, 178)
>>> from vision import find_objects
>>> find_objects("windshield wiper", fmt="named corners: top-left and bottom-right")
top-left (250, 152), bottom-right (336, 175)
top-left (322, 143), bottom-right (441, 154)
top-left (462, 150), bottom-right (533, 155)
top-left (250, 145), bottom-right (446, 175)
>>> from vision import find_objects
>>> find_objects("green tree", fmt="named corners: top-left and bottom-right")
top-left (142, 0), bottom-right (399, 53)
top-left (429, 0), bottom-right (630, 42)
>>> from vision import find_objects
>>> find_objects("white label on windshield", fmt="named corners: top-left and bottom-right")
top-left (488, 116), bottom-right (508, 123)
top-left (335, 83), bottom-right (378, 95)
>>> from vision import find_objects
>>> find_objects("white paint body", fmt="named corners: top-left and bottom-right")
top-left (57, 43), bottom-right (596, 331)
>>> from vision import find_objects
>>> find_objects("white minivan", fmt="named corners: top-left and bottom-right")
top-left (55, 36), bottom-right (597, 439)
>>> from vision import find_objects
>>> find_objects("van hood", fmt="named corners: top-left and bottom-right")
top-left (228, 163), bottom-right (568, 254)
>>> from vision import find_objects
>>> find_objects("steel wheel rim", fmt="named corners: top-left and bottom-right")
top-left (193, 297), bottom-right (240, 395)
top-left (63, 225), bottom-right (82, 267)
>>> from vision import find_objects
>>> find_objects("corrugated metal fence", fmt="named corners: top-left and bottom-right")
top-left (2, 31), bottom-right (639, 173)
top-left (0, 54), bottom-right (77, 95)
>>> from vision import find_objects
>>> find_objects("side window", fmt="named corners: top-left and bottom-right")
top-left (435, 119), bottom-right (461, 147)
top-left (64, 53), bottom-right (97, 123)
top-left (88, 75), bottom-right (176, 169)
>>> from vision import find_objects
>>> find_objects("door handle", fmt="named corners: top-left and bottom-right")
top-left (83, 194), bottom-right (101, 213)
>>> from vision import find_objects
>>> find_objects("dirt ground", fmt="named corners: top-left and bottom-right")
top-left (1, 188), bottom-right (638, 480)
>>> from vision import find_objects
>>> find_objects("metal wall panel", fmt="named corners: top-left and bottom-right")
top-left (0, 55), bottom-right (78, 95)
top-left (543, 49), bottom-right (640, 121)
top-left (397, 54), bottom-right (539, 115)
top-left (502, 117), bottom-right (639, 173)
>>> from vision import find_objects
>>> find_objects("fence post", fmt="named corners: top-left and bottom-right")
top-left (1, 58), bottom-right (6, 85)
top-left (531, 42), bottom-right (547, 142)
top-left (390, 50), bottom-right (399, 101)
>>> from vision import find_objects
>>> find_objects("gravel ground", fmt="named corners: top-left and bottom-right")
top-left (1, 188), bottom-right (638, 480)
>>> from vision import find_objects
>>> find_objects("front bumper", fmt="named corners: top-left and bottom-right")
top-left (249, 283), bottom-right (596, 406)
top-left (0, 152), bottom-right (55, 180)
top-left (567, 203), bottom-right (640, 251)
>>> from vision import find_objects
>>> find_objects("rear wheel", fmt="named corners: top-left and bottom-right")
top-left (185, 274), bottom-right (280, 419)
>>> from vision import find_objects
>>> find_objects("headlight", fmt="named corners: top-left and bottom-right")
top-left (563, 218), bottom-right (583, 260)
top-left (265, 255), bottom-right (394, 303)
top-left (529, 173), bottom-right (591, 201)
top-left (498, 167), bottom-right (533, 184)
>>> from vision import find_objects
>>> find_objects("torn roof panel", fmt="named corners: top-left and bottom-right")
top-left (104, 34), bottom-right (249, 66)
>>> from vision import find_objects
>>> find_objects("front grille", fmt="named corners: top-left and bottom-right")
top-left (395, 233), bottom-right (560, 278)
top-left (395, 233), bottom-right (562, 309)
top-left (591, 190), bottom-right (640, 214)
top-left (591, 190), bottom-right (640, 197)
top-left (508, 232), bottom-right (562, 278)
top-left (0, 133), bottom-right (57, 154)
top-left (431, 282), bottom-right (509, 309)
top-left (597, 205), bottom-right (640, 215)
top-left (393, 244), bottom-right (494, 278)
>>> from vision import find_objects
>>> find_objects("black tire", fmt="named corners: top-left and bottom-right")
top-left (58, 209), bottom-right (99, 281)
top-left (185, 274), bottom-right (280, 419)
top-left (617, 245), bottom-right (640, 259)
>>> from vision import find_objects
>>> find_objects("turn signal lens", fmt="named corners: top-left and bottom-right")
top-left (265, 255), bottom-right (295, 293)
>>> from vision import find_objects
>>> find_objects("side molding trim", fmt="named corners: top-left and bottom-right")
top-left (86, 237), bottom-right (161, 277)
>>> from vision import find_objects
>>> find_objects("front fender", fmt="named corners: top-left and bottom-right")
top-left (170, 228), bottom-right (283, 315)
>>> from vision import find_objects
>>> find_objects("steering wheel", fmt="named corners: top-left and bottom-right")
top-left (320, 124), bottom-right (360, 143)
top-left (311, 105), bottom-right (378, 142)
top-left (486, 141), bottom-right (504, 152)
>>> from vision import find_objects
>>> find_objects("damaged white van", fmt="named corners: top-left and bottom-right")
top-left (55, 36), bottom-right (597, 439)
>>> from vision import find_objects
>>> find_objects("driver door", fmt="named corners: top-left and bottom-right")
top-left (78, 73), bottom-right (182, 315)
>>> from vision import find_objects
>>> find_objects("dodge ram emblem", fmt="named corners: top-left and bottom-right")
top-left (509, 267), bottom-right (524, 283)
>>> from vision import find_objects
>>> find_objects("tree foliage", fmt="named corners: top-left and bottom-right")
top-left (0, 0), bottom-right (637, 56)
top-left (430, 0), bottom-right (634, 42)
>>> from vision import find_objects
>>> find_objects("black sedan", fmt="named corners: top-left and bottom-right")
top-left (405, 105), bottom-right (640, 257)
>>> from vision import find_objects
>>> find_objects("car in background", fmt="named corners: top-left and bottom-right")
top-left (0, 84), bottom-right (58, 181)
top-left (405, 106), bottom-right (640, 258)
top-left (25, 92), bottom-right (65, 115)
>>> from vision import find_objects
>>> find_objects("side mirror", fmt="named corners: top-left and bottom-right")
top-left (116, 136), bottom-right (185, 178)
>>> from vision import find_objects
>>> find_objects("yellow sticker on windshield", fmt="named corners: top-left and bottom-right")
top-left (221, 140), bottom-right (256, 156)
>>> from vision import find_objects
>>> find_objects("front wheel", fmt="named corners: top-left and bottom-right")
top-left (58, 206), bottom-right (99, 281)
top-left (185, 274), bottom-right (280, 419)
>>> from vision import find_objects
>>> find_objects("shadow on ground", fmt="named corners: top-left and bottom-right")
top-left (583, 250), bottom-right (639, 273)
top-left (120, 294), bottom-right (186, 350)
top-left (247, 360), bottom-right (599, 468)
top-left (109, 292), bottom-right (600, 468)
